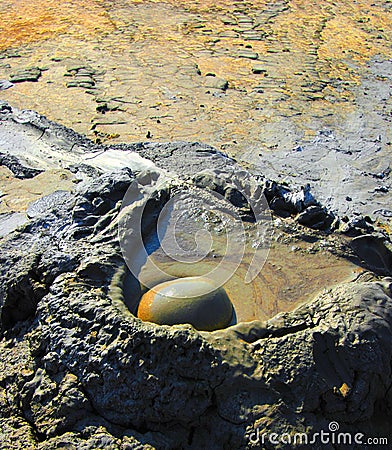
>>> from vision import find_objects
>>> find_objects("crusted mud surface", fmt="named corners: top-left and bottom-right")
top-left (1, 0), bottom-right (391, 222)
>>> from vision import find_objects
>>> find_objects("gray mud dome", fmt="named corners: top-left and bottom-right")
top-left (1, 104), bottom-right (392, 449)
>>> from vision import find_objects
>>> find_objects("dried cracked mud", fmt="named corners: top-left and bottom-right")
top-left (1, 0), bottom-right (392, 156)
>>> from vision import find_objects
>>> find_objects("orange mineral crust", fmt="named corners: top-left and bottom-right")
top-left (137, 288), bottom-right (155, 323)
top-left (0, 0), bottom-right (114, 51)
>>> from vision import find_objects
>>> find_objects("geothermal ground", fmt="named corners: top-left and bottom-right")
top-left (0, 0), bottom-right (392, 449)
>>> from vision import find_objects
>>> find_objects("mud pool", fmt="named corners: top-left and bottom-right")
top-left (120, 200), bottom-right (360, 324)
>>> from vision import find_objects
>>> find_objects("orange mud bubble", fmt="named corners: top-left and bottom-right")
top-left (137, 277), bottom-right (234, 331)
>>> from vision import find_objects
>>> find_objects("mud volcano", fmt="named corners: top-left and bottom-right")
top-left (118, 174), bottom-right (359, 328)
top-left (1, 105), bottom-right (392, 449)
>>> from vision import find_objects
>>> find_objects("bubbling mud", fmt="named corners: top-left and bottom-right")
top-left (137, 276), bottom-right (234, 331)
top-left (118, 176), bottom-right (360, 331)
top-left (119, 227), bottom-right (360, 329)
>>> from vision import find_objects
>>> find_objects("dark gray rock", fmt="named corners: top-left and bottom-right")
top-left (296, 205), bottom-right (335, 230)
top-left (20, 368), bottom-right (93, 436)
top-left (9, 67), bottom-right (42, 83)
top-left (268, 183), bottom-right (319, 218)
top-left (340, 214), bottom-right (375, 236)
top-left (0, 152), bottom-right (43, 179)
top-left (0, 233), bottom-right (79, 333)
top-left (26, 191), bottom-right (74, 219)
top-left (67, 163), bottom-right (102, 180)
top-left (194, 171), bottom-right (226, 195)
top-left (76, 167), bottom-right (133, 202)
top-left (224, 186), bottom-right (249, 209)
top-left (351, 234), bottom-right (392, 275)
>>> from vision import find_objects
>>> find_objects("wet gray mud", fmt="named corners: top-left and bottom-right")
top-left (247, 58), bottom-right (392, 221)
top-left (0, 103), bottom-right (392, 449)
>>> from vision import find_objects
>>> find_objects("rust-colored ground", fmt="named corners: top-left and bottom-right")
top-left (0, 0), bottom-right (113, 50)
top-left (0, 0), bottom-right (391, 158)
